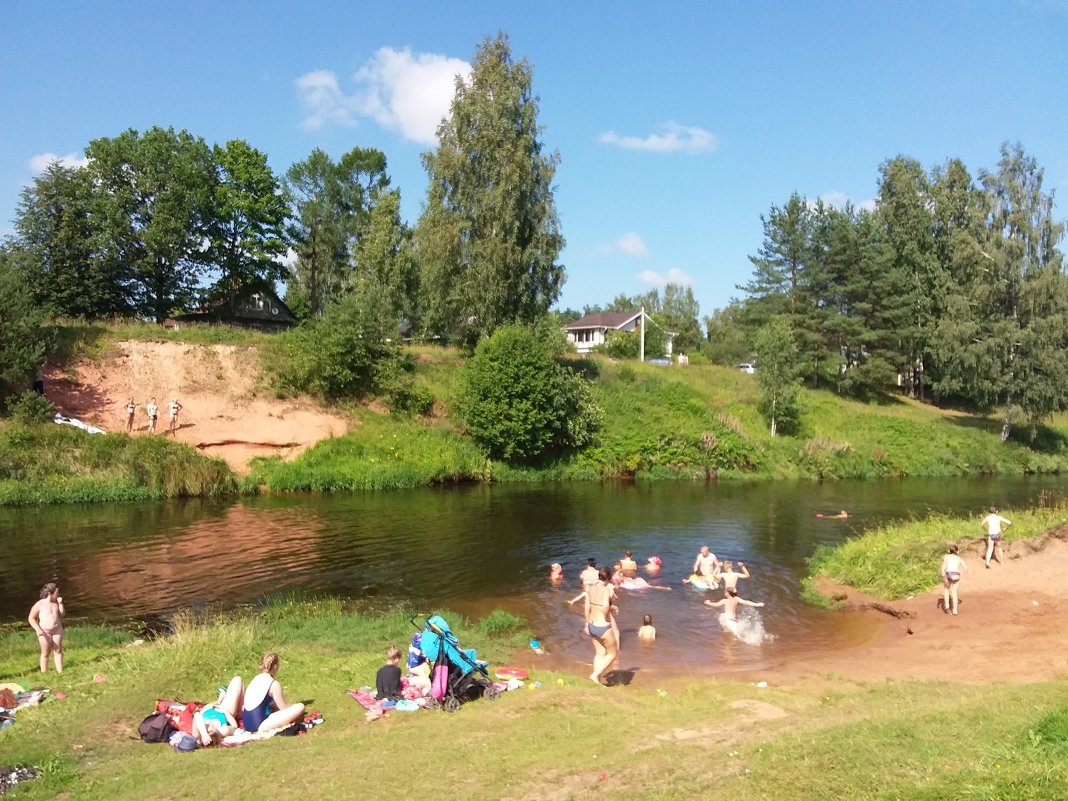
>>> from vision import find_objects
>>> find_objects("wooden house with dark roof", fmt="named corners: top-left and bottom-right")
top-left (172, 282), bottom-right (297, 332)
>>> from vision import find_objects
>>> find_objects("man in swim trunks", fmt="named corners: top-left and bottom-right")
top-left (146, 397), bottom-right (159, 434)
top-left (980, 506), bottom-right (1011, 568)
top-left (693, 546), bottom-right (720, 579)
top-left (940, 544), bottom-right (966, 615)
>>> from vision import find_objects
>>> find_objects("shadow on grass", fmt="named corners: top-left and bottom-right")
top-left (946, 414), bottom-right (1068, 454)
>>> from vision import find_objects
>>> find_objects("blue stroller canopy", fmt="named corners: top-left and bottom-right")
top-left (420, 615), bottom-right (480, 677)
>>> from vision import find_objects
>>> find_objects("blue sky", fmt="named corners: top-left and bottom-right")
top-left (2, 1), bottom-right (1066, 318)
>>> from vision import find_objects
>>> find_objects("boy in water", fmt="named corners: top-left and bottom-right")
top-left (28, 583), bottom-right (65, 673)
top-left (620, 551), bottom-right (638, 573)
top-left (124, 398), bottom-right (137, 432)
top-left (578, 558), bottom-right (599, 588)
top-left (637, 614), bottom-right (656, 642)
top-left (146, 397), bottom-right (159, 433)
top-left (940, 544), bottom-right (967, 615)
top-left (981, 506), bottom-right (1011, 568)
top-left (704, 588), bottom-right (764, 635)
top-left (715, 560), bottom-right (751, 596)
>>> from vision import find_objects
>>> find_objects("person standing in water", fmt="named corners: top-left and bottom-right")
top-left (582, 568), bottom-right (619, 685)
top-left (704, 589), bottom-right (764, 636)
top-left (578, 558), bottom-right (599, 588)
top-left (28, 583), bottom-right (65, 673)
top-left (981, 506), bottom-right (1011, 568)
top-left (637, 614), bottom-right (656, 642)
top-left (146, 397), bottom-right (159, 433)
top-left (940, 545), bottom-right (967, 615)
top-left (693, 546), bottom-right (720, 579)
top-left (715, 560), bottom-right (751, 596)
top-left (620, 551), bottom-right (638, 573)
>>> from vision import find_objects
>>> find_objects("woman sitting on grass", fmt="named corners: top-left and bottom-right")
top-left (241, 651), bottom-right (305, 733)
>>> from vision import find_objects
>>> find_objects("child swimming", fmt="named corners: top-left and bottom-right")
top-left (637, 614), bottom-right (656, 643)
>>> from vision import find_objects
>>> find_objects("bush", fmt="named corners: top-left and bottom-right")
top-left (459, 325), bottom-right (602, 462)
top-left (6, 391), bottom-right (53, 424)
top-left (269, 292), bottom-right (401, 400)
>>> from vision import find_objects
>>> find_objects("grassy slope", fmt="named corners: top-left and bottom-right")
top-left (8, 323), bottom-right (1068, 504)
top-left (0, 606), bottom-right (1065, 801)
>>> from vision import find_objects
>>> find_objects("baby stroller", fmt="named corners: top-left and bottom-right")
top-left (412, 614), bottom-right (499, 712)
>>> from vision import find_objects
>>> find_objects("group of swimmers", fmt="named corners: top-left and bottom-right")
top-left (556, 547), bottom-right (767, 684)
top-left (124, 397), bottom-right (183, 434)
top-left (938, 506), bottom-right (1012, 616)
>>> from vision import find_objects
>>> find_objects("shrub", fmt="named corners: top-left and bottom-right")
top-left (6, 391), bottom-right (54, 424)
top-left (268, 292), bottom-right (400, 401)
top-left (459, 325), bottom-right (602, 462)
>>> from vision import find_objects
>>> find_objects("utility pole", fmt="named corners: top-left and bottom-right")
top-left (639, 306), bottom-right (645, 363)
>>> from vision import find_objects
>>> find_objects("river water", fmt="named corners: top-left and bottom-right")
top-left (1, 477), bottom-right (1063, 676)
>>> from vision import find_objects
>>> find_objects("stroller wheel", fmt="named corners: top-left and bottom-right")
top-left (484, 685), bottom-right (500, 701)
top-left (443, 696), bottom-right (461, 713)
top-left (425, 696), bottom-right (440, 710)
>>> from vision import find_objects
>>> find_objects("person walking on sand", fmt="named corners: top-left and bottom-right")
top-left (28, 583), bottom-right (65, 673)
top-left (168, 398), bottom-right (183, 435)
top-left (124, 398), bottom-right (137, 432)
top-left (940, 545), bottom-right (967, 615)
top-left (981, 506), bottom-right (1012, 568)
top-left (146, 397), bottom-right (159, 433)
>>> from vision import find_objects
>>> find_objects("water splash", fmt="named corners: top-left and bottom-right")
top-left (719, 608), bottom-right (774, 646)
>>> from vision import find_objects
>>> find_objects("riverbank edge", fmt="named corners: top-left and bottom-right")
top-left (802, 502), bottom-right (1068, 605)
top-left (1, 599), bottom-right (1066, 800)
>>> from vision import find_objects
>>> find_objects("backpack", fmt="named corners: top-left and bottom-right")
top-left (138, 711), bottom-right (175, 743)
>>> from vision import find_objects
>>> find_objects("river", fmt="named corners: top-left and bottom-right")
top-left (1, 476), bottom-right (1064, 675)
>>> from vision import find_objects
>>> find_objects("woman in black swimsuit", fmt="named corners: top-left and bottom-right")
top-left (584, 567), bottom-right (619, 685)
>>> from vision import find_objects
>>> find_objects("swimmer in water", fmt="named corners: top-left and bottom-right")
top-left (637, 614), bottom-right (656, 643)
top-left (693, 546), bottom-right (720, 579)
top-left (645, 555), bottom-right (662, 574)
top-left (620, 551), bottom-right (637, 573)
top-left (549, 563), bottom-right (563, 583)
top-left (611, 562), bottom-right (626, 586)
top-left (816, 510), bottom-right (849, 519)
top-left (578, 558), bottom-right (599, 588)
top-left (704, 588), bottom-right (764, 623)
top-left (940, 544), bottom-right (966, 615)
top-left (714, 560), bottom-right (751, 596)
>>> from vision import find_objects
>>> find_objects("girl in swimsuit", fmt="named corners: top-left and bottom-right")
top-left (27, 583), bottom-right (65, 673)
top-left (940, 544), bottom-right (967, 615)
top-left (241, 651), bottom-right (306, 733)
top-left (193, 675), bottom-right (243, 746)
top-left (583, 568), bottom-right (619, 685)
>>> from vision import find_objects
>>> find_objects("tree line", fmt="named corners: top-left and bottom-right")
top-left (718, 144), bottom-right (1066, 439)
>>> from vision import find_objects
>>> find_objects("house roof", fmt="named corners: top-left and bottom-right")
top-left (566, 311), bottom-right (642, 330)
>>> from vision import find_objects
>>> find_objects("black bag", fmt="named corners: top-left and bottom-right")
top-left (138, 711), bottom-right (174, 743)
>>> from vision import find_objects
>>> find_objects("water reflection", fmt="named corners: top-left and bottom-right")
top-left (0, 476), bottom-right (1063, 674)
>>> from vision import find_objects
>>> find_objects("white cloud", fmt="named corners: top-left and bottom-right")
top-left (813, 191), bottom-right (878, 213)
top-left (277, 248), bottom-right (298, 268)
top-left (296, 69), bottom-right (358, 130)
top-left (598, 122), bottom-right (717, 154)
top-left (28, 152), bottom-right (89, 173)
top-left (295, 48), bottom-right (469, 143)
top-left (353, 47), bottom-right (470, 144)
top-left (637, 268), bottom-right (695, 287)
top-left (594, 232), bottom-right (650, 259)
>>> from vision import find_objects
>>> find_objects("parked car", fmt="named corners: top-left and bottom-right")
top-left (736, 363), bottom-right (757, 374)
top-left (645, 357), bottom-right (672, 366)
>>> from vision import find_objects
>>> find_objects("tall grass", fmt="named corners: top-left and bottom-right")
top-left (0, 423), bottom-right (237, 505)
top-left (805, 502), bottom-right (1068, 600)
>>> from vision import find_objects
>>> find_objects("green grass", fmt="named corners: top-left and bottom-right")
top-left (0, 604), bottom-right (1066, 800)
top-left (0, 422), bottom-right (238, 505)
top-left (805, 502), bottom-right (1068, 601)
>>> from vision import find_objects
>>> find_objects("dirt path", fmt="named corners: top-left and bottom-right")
top-left (44, 340), bottom-right (348, 474)
top-left (772, 531), bottom-right (1068, 684)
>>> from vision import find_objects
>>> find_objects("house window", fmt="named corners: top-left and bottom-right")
top-left (250, 293), bottom-right (265, 311)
